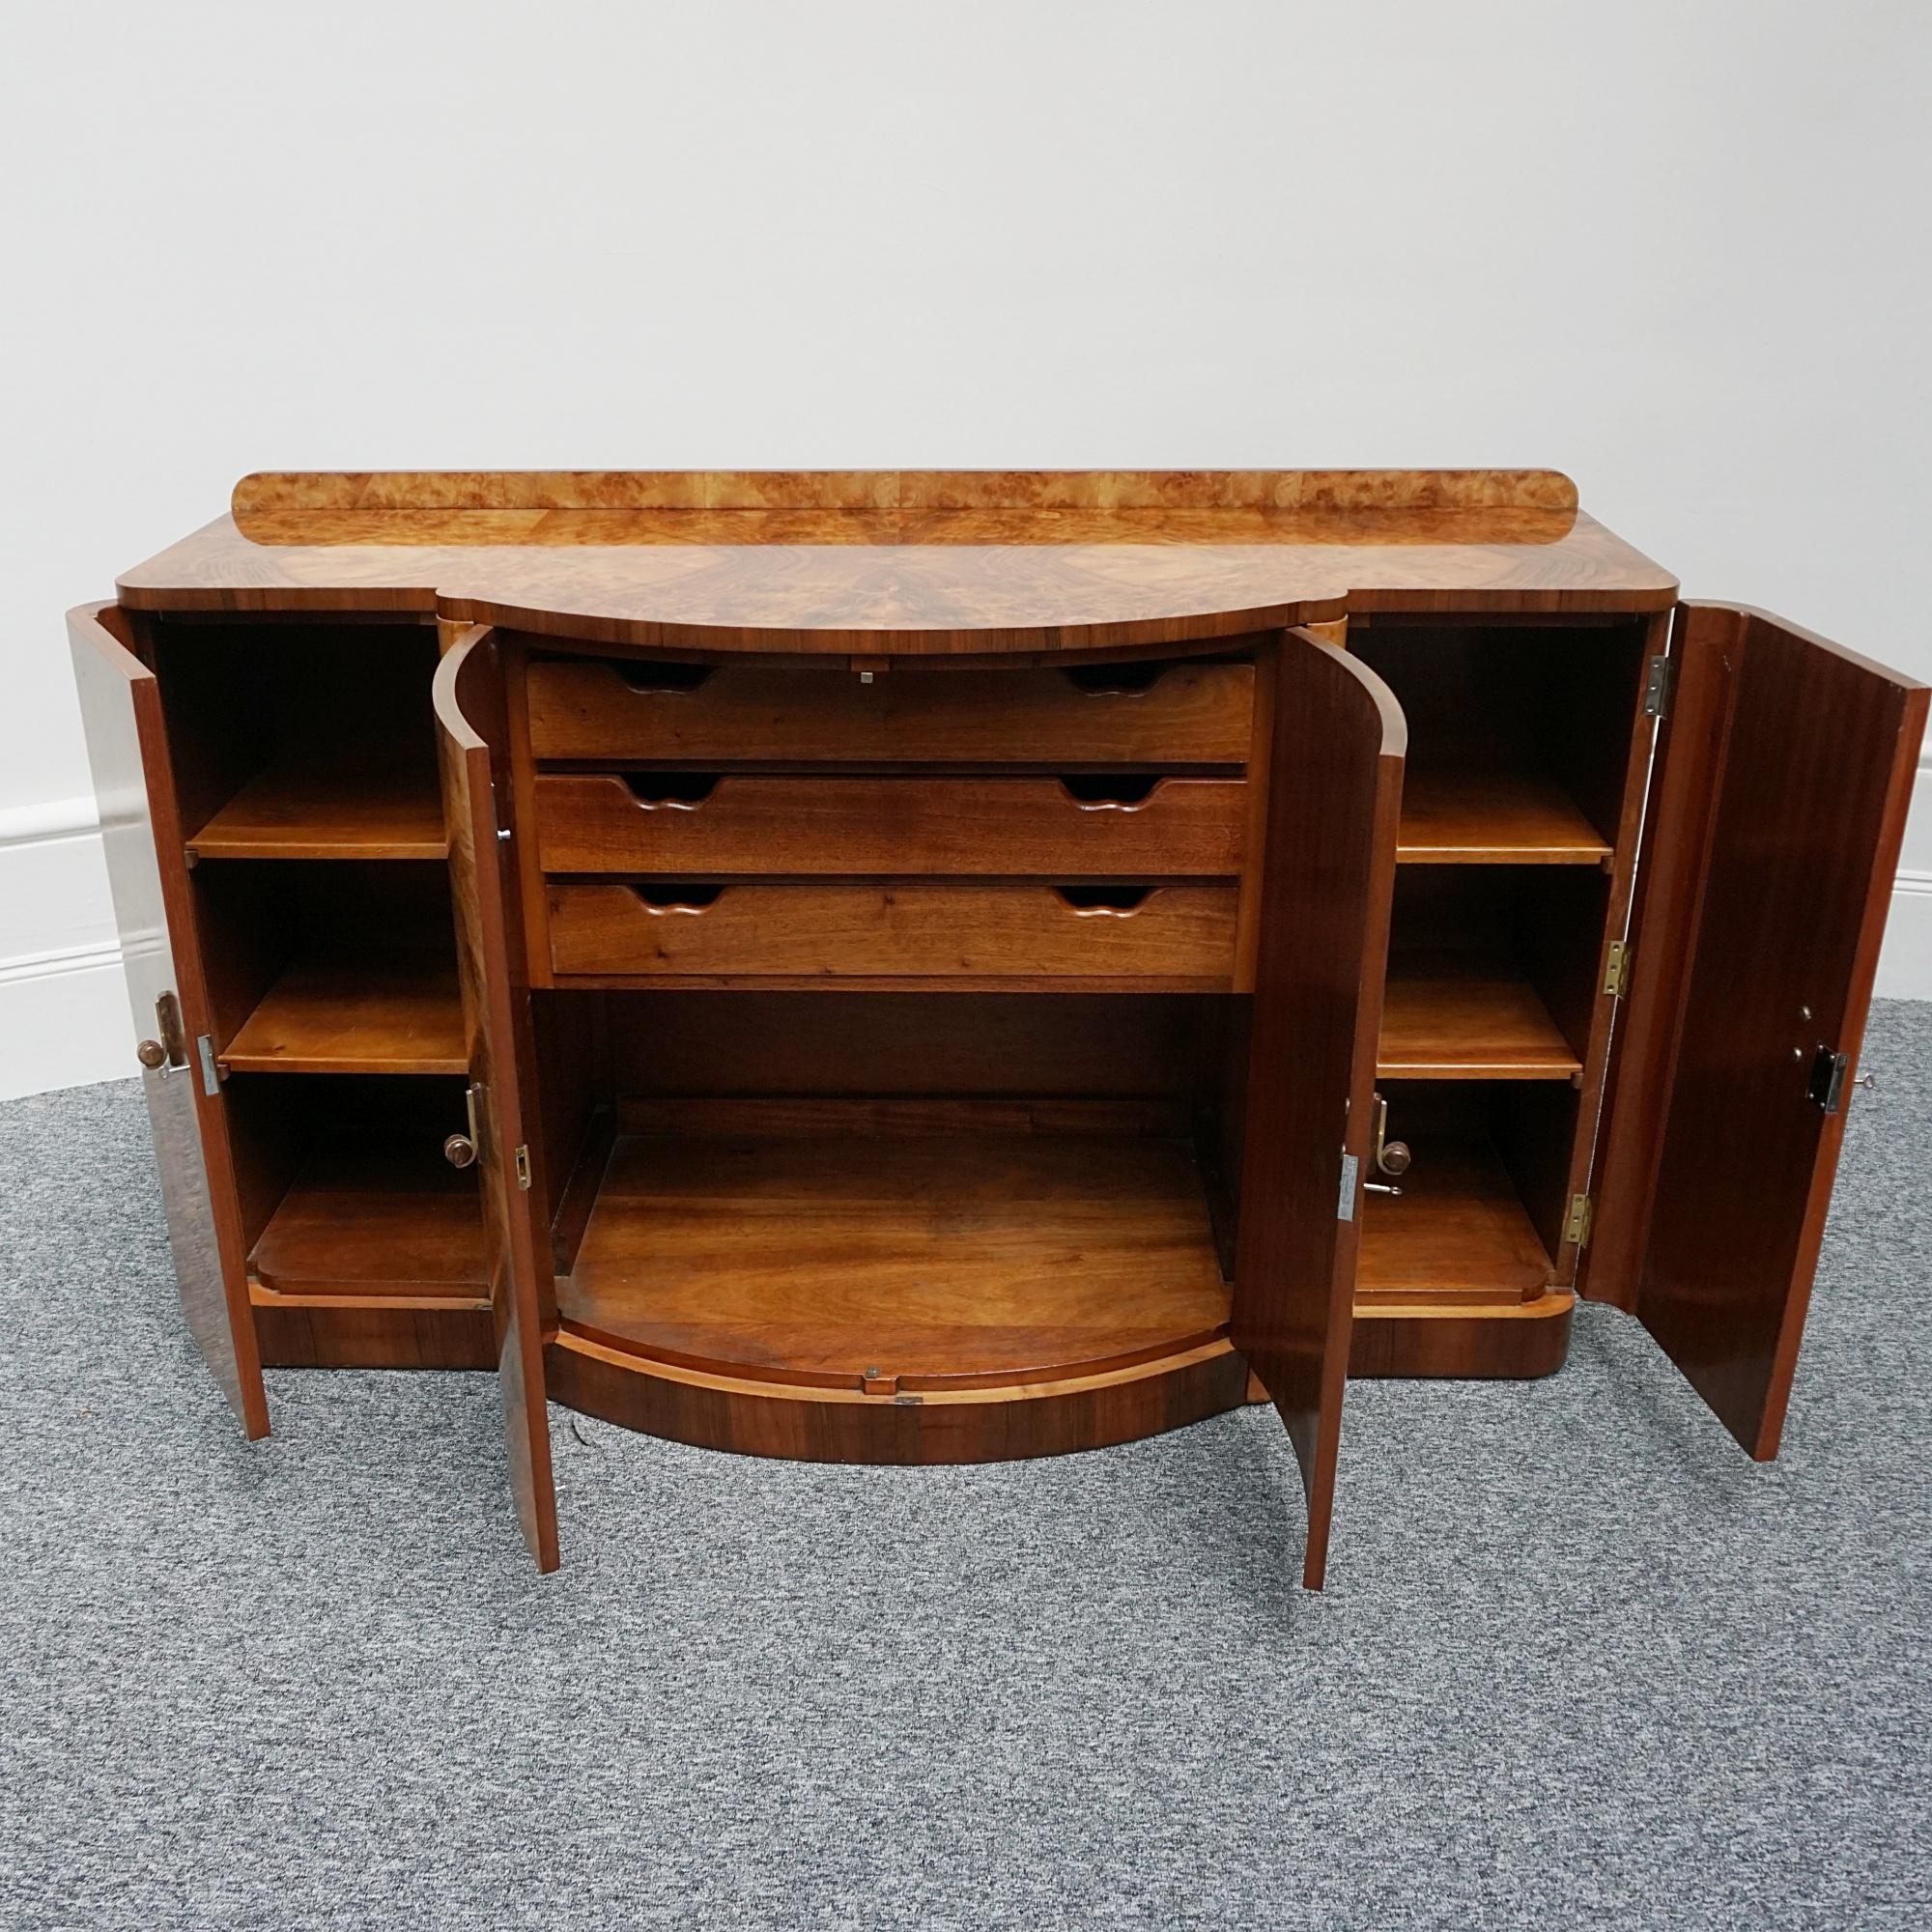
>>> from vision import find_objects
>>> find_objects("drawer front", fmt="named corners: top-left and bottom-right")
top-left (526, 660), bottom-right (1255, 766)
top-left (548, 883), bottom-right (1237, 980)
top-left (535, 775), bottom-right (1246, 876)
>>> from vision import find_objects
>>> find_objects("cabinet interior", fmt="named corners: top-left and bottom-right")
top-left (151, 618), bottom-right (445, 860)
top-left (139, 611), bottom-right (1651, 1360)
top-left (225, 1073), bottom-right (484, 1297)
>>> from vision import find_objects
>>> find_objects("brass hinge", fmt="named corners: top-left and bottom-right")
top-left (1603, 940), bottom-right (1630, 998)
top-left (1565, 1193), bottom-right (1594, 1248)
top-left (1642, 652), bottom-right (1674, 719)
top-left (514, 1144), bottom-right (532, 1190)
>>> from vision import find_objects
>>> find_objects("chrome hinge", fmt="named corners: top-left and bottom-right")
top-left (195, 1035), bottom-right (221, 1096)
top-left (1603, 940), bottom-right (1630, 999)
top-left (1565, 1193), bottom-right (1593, 1248)
top-left (1642, 652), bottom-right (1674, 719)
top-left (1335, 1151), bottom-right (1359, 1222)
top-left (514, 1144), bottom-right (532, 1190)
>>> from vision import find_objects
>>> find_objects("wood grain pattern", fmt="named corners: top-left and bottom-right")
top-left (69, 605), bottom-right (270, 1438)
top-left (1231, 632), bottom-right (1406, 1590)
top-left (1350, 1293), bottom-right (1572, 1378)
top-left (250, 1290), bottom-right (496, 1370)
top-left (435, 628), bottom-right (561, 1571)
top-left (186, 759), bottom-right (446, 860)
top-left (545, 1327), bottom-right (1251, 1465)
top-left (1581, 610), bottom-right (1737, 1312)
top-left (546, 882), bottom-right (1237, 981)
top-left (115, 472), bottom-right (1679, 649)
top-left (534, 774), bottom-right (1245, 877)
top-left (597, 990), bottom-right (1219, 1098)
top-left (1537, 613), bottom-right (1662, 1282)
top-left (1378, 951), bottom-right (1580, 1080)
top-left (1396, 768), bottom-right (1610, 865)
top-left (526, 658), bottom-right (1257, 767)
top-left (1606, 606), bottom-right (1928, 1457)
top-left (236, 469), bottom-right (1582, 516)
top-left (559, 1122), bottom-right (1228, 1381)
top-left (1356, 1135), bottom-right (1555, 1300)
top-left (219, 957), bottom-right (467, 1073)
top-left (248, 1146), bottom-right (487, 1295)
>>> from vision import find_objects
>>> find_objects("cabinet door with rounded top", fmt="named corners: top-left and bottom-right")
top-left (1232, 630), bottom-right (1406, 1589)
top-left (435, 625), bottom-right (561, 1572)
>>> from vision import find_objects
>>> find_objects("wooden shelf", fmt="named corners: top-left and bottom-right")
top-left (1397, 769), bottom-right (1611, 866)
top-left (1358, 1134), bottom-right (1554, 1302)
top-left (187, 761), bottom-right (446, 861)
top-left (1378, 951), bottom-right (1581, 1080)
top-left (558, 1112), bottom-right (1231, 1382)
top-left (249, 1143), bottom-right (486, 1296)
top-left (222, 958), bottom-right (468, 1074)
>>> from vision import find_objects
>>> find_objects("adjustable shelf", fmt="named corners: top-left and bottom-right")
top-left (1377, 951), bottom-right (1581, 1080)
top-left (1357, 1132), bottom-right (1555, 1302)
top-left (249, 1141), bottom-right (487, 1297)
top-left (221, 957), bottom-right (467, 1075)
top-left (187, 759), bottom-right (446, 861)
top-left (1396, 769), bottom-right (1612, 866)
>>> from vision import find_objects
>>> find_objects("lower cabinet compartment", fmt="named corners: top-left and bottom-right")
top-left (517, 989), bottom-right (1586, 1453)
top-left (1358, 1080), bottom-right (1576, 1302)
top-left (530, 988), bottom-right (1245, 1456)
top-left (560, 1098), bottom-right (1231, 1383)
top-left (226, 1075), bottom-right (487, 1300)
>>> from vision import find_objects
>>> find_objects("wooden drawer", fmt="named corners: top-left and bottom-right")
top-left (547, 882), bottom-right (1237, 981)
top-left (525, 659), bottom-right (1255, 766)
top-left (534, 775), bottom-right (1245, 876)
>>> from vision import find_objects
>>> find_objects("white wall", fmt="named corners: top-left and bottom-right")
top-left (3, 0), bottom-right (1928, 1095)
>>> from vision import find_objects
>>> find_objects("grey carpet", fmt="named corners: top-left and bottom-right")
top-left (2, 1004), bottom-right (1929, 1932)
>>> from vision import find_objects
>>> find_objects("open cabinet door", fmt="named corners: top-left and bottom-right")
top-left (68, 604), bottom-right (270, 1439)
top-left (1232, 630), bottom-right (1406, 1589)
top-left (434, 626), bottom-right (561, 1571)
top-left (1586, 604), bottom-right (1927, 1458)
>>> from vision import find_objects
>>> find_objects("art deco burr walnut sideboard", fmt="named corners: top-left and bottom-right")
top-left (71, 470), bottom-right (1926, 1586)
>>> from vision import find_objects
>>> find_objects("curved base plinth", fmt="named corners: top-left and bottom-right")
top-left (546, 1328), bottom-right (1251, 1464)
top-left (1349, 1292), bottom-right (1575, 1378)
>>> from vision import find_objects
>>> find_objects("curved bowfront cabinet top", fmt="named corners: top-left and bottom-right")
top-left (114, 469), bottom-right (1678, 651)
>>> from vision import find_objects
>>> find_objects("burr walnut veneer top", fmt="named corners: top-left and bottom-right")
top-left (115, 470), bottom-right (1679, 654)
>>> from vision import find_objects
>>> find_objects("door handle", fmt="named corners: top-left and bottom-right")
top-left (138, 991), bottom-right (190, 1075)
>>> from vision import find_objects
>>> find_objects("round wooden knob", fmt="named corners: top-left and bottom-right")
top-left (442, 1132), bottom-right (478, 1170)
top-left (136, 1038), bottom-right (168, 1069)
top-left (1378, 1140), bottom-right (1412, 1178)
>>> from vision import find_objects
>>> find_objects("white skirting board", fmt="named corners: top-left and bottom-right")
top-left (4, 767), bottom-right (1931, 1101)
top-left (0, 798), bottom-right (130, 1101)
